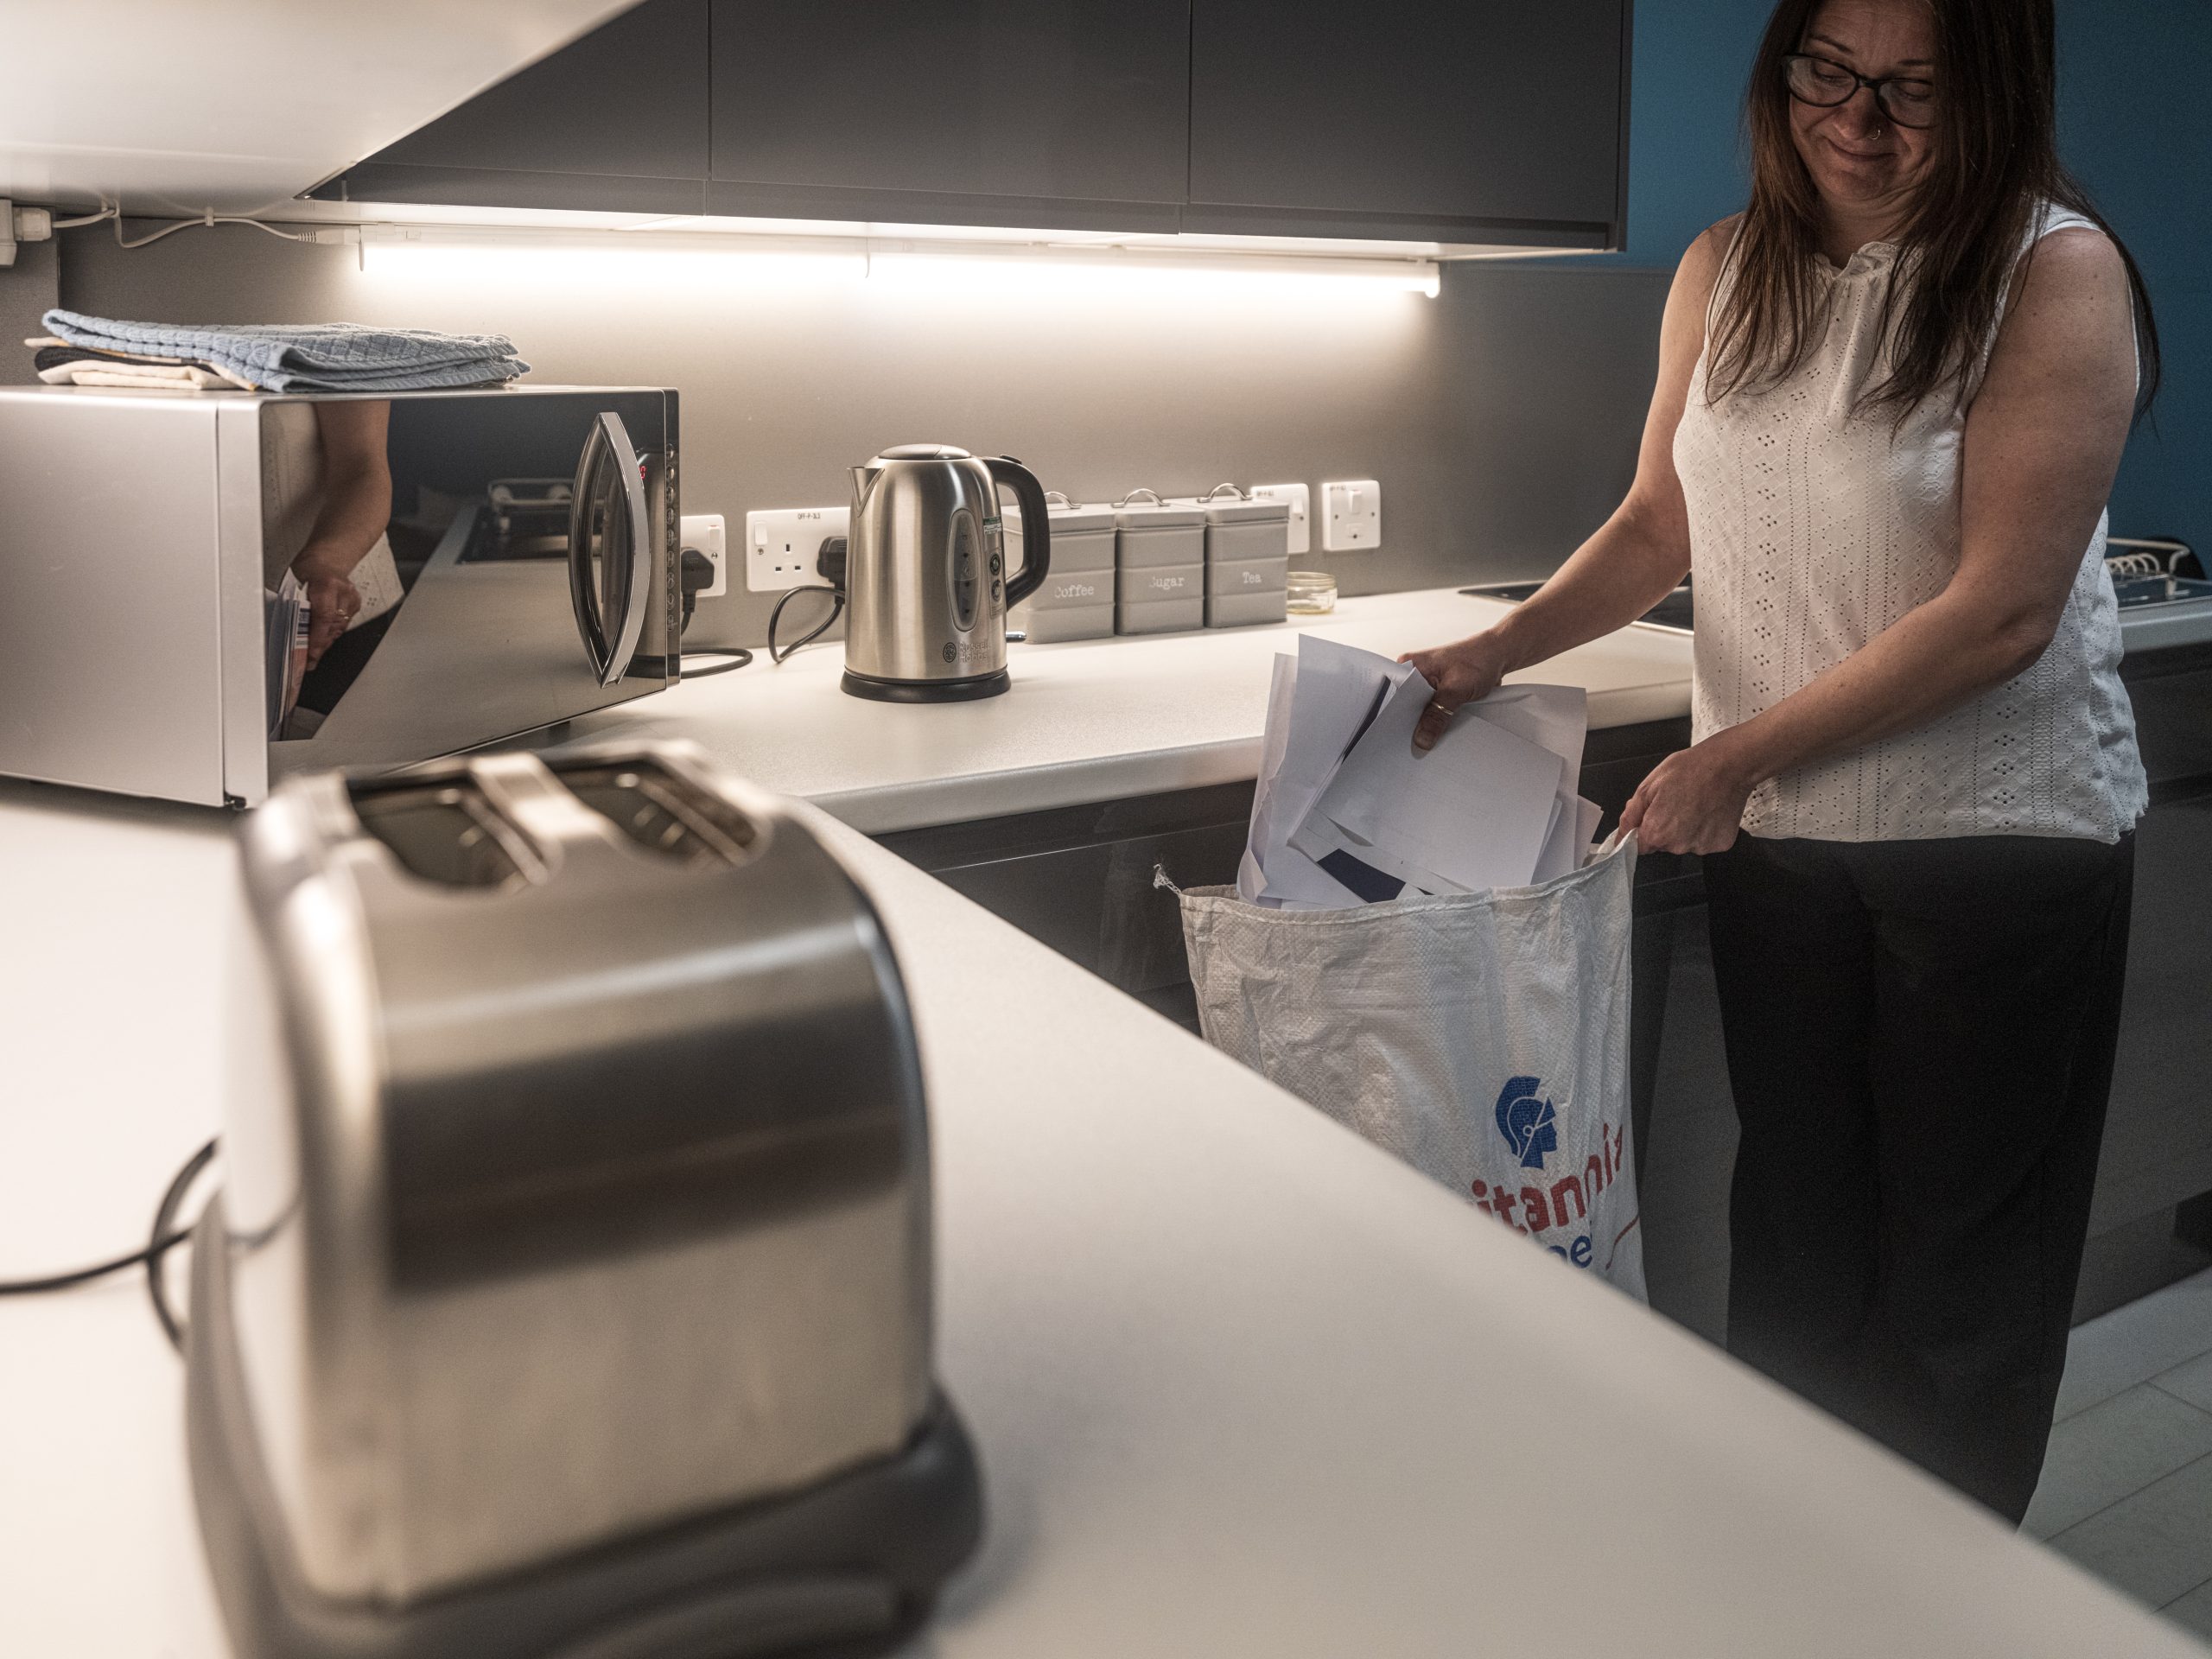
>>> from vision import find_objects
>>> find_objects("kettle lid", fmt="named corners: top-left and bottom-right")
top-left (874, 442), bottom-right (973, 462)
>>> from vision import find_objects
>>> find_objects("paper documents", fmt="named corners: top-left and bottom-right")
top-left (1237, 636), bottom-right (1604, 907)
top-left (1249, 636), bottom-right (1410, 908)
top-left (264, 572), bottom-right (311, 739)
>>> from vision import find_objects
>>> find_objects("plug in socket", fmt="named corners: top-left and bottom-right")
top-left (679, 514), bottom-right (728, 598)
top-left (746, 505), bottom-right (851, 593)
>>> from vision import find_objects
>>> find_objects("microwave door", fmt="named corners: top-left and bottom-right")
top-left (269, 392), bottom-right (675, 785)
top-left (568, 410), bottom-right (655, 687)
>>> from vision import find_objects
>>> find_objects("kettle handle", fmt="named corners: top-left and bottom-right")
top-left (987, 455), bottom-right (1052, 612)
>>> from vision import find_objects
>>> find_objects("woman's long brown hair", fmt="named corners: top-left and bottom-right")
top-left (1707, 0), bottom-right (2160, 421)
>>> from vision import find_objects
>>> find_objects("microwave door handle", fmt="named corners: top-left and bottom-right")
top-left (594, 410), bottom-right (653, 686)
top-left (567, 418), bottom-right (614, 677)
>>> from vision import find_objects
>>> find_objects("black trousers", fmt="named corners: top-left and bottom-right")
top-left (1702, 830), bottom-right (2135, 1523)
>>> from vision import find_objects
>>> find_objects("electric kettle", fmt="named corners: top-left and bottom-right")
top-left (194, 744), bottom-right (981, 1659)
top-left (842, 444), bottom-right (1052, 702)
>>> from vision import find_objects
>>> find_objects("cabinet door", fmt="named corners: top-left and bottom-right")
top-left (310, 0), bottom-right (709, 214)
top-left (1185, 0), bottom-right (1629, 244)
top-left (705, 0), bottom-right (1189, 231)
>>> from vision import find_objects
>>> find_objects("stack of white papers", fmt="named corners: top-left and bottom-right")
top-left (264, 572), bottom-right (311, 740)
top-left (1237, 636), bottom-right (1604, 908)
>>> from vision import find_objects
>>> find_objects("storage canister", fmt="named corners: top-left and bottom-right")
top-left (1009, 496), bottom-right (1116, 643)
top-left (1112, 491), bottom-right (1206, 634)
top-left (1178, 486), bottom-right (1289, 628)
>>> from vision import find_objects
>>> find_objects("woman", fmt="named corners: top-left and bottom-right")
top-left (1405, 0), bottom-right (2157, 1523)
top-left (262, 398), bottom-right (404, 672)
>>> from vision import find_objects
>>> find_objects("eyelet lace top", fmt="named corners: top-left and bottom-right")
top-left (1673, 207), bottom-right (2145, 843)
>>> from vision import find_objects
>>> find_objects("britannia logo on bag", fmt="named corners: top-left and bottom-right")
top-left (1493, 1076), bottom-right (1559, 1170)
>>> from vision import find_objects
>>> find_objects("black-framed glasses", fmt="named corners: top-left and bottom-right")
top-left (1783, 53), bottom-right (1939, 129)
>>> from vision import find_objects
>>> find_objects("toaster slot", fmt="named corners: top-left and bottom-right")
top-left (554, 756), bottom-right (760, 867)
top-left (348, 779), bottom-right (537, 891)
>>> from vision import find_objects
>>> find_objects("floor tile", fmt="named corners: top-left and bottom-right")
top-left (2157, 1350), bottom-right (2212, 1415)
top-left (2163, 1578), bottom-right (2212, 1643)
top-left (2046, 1451), bottom-right (2212, 1608)
top-left (2056, 1267), bottom-right (2212, 1421)
top-left (2024, 1385), bottom-right (2212, 1540)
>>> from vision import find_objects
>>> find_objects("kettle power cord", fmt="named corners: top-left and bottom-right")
top-left (767, 585), bottom-right (844, 664)
top-left (766, 535), bottom-right (850, 664)
top-left (0, 1137), bottom-right (219, 1356)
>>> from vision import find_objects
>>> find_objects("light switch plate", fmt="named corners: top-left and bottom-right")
top-left (1249, 482), bottom-right (1311, 556)
top-left (679, 512), bottom-right (728, 598)
top-left (1322, 479), bottom-right (1381, 552)
top-left (746, 505), bottom-right (849, 593)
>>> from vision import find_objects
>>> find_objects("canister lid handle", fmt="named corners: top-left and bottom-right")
top-left (1113, 487), bottom-right (1163, 507)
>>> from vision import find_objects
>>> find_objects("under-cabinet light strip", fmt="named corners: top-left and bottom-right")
top-left (354, 228), bottom-right (1441, 298)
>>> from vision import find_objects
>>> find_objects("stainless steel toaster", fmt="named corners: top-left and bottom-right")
top-left (193, 743), bottom-right (980, 1659)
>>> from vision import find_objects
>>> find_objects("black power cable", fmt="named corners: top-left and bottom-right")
top-left (767, 585), bottom-right (844, 664)
top-left (0, 1233), bottom-right (188, 1296)
top-left (677, 547), bottom-right (756, 680)
top-left (149, 1139), bottom-right (220, 1353)
top-left (681, 646), bottom-right (753, 680)
top-left (0, 1138), bottom-right (219, 1359)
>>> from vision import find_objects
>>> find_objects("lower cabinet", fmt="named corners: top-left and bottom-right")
top-left (874, 781), bottom-right (1255, 1032)
top-left (876, 702), bottom-right (2212, 1335)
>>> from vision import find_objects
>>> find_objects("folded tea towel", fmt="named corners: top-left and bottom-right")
top-left (31, 340), bottom-right (257, 390)
top-left (38, 310), bottom-right (528, 392)
top-left (41, 360), bottom-right (240, 389)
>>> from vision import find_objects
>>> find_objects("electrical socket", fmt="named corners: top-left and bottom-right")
top-left (1249, 482), bottom-right (1311, 556)
top-left (1322, 479), bottom-right (1382, 552)
top-left (746, 505), bottom-right (849, 593)
top-left (679, 513), bottom-right (727, 598)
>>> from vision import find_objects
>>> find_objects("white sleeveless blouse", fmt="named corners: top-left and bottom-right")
top-left (1673, 207), bottom-right (2146, 843)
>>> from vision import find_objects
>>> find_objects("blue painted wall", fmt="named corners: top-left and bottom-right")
top-left (1616, 0), bottom-right (1769, 269)
top-left (1611, 0), bottom-right (2206, 544)
top-left (2055, 0), bottom-right (2210, 545)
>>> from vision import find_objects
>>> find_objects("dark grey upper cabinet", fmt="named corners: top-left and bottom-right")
top-left (312, 0), bottom-right (1630, 245)
top-left (702, 0), bottom-right (1191, 231)
top-left (1185, 0), bottom-right (1630, 245)
top-left (308, 1), bottom-right (710, 213)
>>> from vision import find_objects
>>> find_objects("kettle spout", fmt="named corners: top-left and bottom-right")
top-left (849, 465), bottom-right (876, 511)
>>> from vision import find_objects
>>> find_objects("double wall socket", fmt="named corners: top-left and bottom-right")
top-left (745, 505), bottom-right (850, 592)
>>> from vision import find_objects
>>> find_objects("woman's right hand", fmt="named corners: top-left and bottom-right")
top-left (1401, 629), bottom-right (1517, 751)
top-left (300, 572), bottom-right (364, 669)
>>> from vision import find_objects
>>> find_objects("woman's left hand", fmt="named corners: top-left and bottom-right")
top-left (1619, 732), bottom-right (1762, 855)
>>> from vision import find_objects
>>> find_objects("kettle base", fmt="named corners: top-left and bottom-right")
top-left (185, 1197), bottom-right (984, 1659)
top-left (841, 668), bottom-right (1009, 703)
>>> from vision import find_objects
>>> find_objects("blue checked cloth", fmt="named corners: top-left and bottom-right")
top-left (39, 310), bottom-right (529, 392)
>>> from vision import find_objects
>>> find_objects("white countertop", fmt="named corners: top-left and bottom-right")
top-left (2120, 591), bottom-right (2212, 654)
top-left (556, 587), bottom-right (1694, 833)
top-left (1, 771), bottom-right (2199, 1657)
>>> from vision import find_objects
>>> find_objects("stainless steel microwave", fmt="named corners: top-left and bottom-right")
top-left (0, 384), bottom-right (680, 806)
